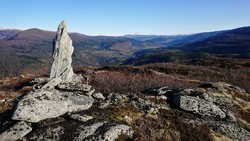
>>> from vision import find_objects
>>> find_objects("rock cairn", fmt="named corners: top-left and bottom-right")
top-left (0, 21), bottom-right (134, 141)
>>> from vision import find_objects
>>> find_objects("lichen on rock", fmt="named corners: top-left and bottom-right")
top-left (50, 21), bottom-right (75, 82)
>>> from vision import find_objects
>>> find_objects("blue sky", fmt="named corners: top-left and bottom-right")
top-left (0, 0), bottom-right (249, 36)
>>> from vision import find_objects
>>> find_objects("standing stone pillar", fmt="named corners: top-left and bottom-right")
top-left (50, 20), bottom-right (74, 82)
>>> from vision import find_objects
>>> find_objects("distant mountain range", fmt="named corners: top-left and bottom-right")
top-left (0, 28), bottom-right (163, 66)
top-left (180, 26), bottom-right (250, 54)
top-left (123, 26), bottom-right (250, 65)
top-left (125, 27), bottom-right (250, 54)
top-left (124, 31), bottom-right (226, 46)
top-left (0, 26), bottom-right (250, 77)
top-left (0, 28), bottom-right (162, 77)
top-left (124, 34), bottom-right (188, 43)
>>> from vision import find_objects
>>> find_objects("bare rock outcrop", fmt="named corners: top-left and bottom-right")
top-left (19, 118), bottom-right (133, 141)
top-left (74, 122), bottom-right (107, 140)
top-left (0, 121), bottom-right (32, 141)
top-left (73, 122), bottom-right (134, 141)
top-left (211, 121), bottom-right (250, 140)
top-left (173, 95), bottom-right (226, 118)
top-left (95, 124), bottom-right (134, 141)
top-left (12, 89), bottom-right (94, 123)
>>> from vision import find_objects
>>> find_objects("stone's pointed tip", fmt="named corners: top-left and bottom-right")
top-left (61, 20), bottom-right (66, 25)
top-left (59, 20), bottom-right (67, 29)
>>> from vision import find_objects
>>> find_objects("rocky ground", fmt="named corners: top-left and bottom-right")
top-left (0, 78), bottom-right (249, 141)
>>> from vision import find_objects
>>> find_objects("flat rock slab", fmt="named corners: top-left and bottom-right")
top-left (98, 124), bottom-right (134, 141)
top-left (0, 121), bottom-right (32, 141)
top-left (173, 95), bottom-right (226, 118)
top-left (142, 86), bottom-right (172, 95)
top-left (74, 122), bottom-right (133, 141)
top-left (57, 82), bottom-right (91, 92)
top-left (74, 122), bottom-right (107, 141)
top-left (67, 113), bottom-right (93, 122)
top-left (210, 121), bottom-right (250, 140)
top-left (93, 93), bottom-right (105, 100)
top-left (12, 89), bottom-right (94, 123)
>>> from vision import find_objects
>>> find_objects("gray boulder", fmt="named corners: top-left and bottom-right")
top-left (12, 89), bottom-right (94, 122)
top-left (173, 95), bottom-right (226, 118)
top-left (86, 89), bottom-right (95, 96)
top-left (0, 121), bottom-right (32, 141)
top-left (93, 93), bottom-right (105, 100)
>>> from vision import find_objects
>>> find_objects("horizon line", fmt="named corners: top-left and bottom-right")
top-left (1, 25), bottom-right (249, 37)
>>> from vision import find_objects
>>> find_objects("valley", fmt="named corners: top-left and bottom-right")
top-left (0, 26), bottom-right (250, 79)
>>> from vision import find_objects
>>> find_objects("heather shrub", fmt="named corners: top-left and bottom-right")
top-left (90, 71), bottom-right (195, 94)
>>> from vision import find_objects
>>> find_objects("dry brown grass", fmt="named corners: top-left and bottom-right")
top-left (0, 77), bottom-right (35, 113)
top-left (142, 62), bottom-right (250, 92)
top-left (83, 59), bottom-right (250, 94)
top-left (131, 115), bottom-right (213, 141)
top-left (233, 105), bottom-right (250, 123)
top-left (90, 70), bottom-right (196, 94)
